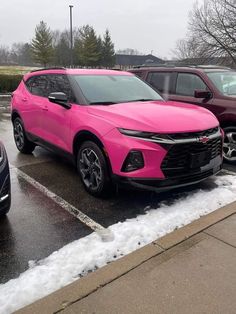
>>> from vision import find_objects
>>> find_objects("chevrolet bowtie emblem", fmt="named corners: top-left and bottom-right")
top-left (198, 136), bottom-right (210, 143)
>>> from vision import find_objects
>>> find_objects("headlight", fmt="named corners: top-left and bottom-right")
top-left (118, 128), bottom-right (174, 144)
top-left (118, 128), bottom-right (155, 138)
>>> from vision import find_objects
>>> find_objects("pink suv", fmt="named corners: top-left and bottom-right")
top-left (11, 68), bottom-right (223, 196)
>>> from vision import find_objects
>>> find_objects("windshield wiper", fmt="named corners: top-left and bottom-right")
top-left (90, 101), bottom-right (117, 105)
top-left (124, 98), bottom-right (158, 103)
top-left (89, 99), bottom-right (161, 105)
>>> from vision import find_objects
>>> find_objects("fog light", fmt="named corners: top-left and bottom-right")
top-left (121, 151), bottom-right (144, 172)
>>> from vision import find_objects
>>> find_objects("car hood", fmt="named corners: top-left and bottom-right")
top-left (87, 100), bottom-right (218, 133)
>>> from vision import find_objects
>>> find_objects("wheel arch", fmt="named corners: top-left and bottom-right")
top-left (73, 130), bottom-right (112, 172)
top-left (73, 130), bottom-right (104, 155)
top-left (221, 121), bottom-right (236, 129)
top-left (11, 110), bottom-right (21, 122)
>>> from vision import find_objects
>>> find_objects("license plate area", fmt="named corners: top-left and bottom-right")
top-left (190, 151), bottom-right (211, 169)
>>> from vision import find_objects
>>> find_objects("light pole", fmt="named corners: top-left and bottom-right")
top-left (69, 5), bottom-right (73, 67)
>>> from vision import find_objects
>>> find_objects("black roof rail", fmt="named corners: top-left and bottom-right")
top-left (30, 67), bottom-right (66, 73)
top-left (132, 63), bottom-right (232, 70)
top-left (189, 64), bottom-right (231, 70)
top-left (132, 63), bottom-right (197, 69)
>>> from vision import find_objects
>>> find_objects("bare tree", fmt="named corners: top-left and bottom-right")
top-left (10, 43), bottom-right (33, 65)
top-left (174, 0), bottom-right (236, 66)
top-left (189, 0), bottom-right (236, 64)
top-left (174, 37), bottom-right (199, 60)
top-left (0, 46), bottom-right (10, 64)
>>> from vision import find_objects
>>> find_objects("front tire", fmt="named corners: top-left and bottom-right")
top-left (77, 141), bottom-right (111, 197)
top-left (13, 117), bottom-right (35, 154)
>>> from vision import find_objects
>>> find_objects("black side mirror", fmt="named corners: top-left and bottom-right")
top-left (48, 92), bottom-right (71, 109)
top-left (194, 90), bottom-right (212, 99)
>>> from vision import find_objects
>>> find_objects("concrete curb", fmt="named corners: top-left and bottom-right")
top-left (15, 200), bottom-right (236, 314)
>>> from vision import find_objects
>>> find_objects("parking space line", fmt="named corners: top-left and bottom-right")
top-left (11, 166), bottom-right (114, 242)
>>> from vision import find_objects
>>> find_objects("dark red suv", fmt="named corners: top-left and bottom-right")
top-left (129, 66), bottom-right (236, 163)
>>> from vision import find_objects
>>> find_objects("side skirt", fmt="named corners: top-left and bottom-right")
top-left (26, 132), bottom-right (76, 166)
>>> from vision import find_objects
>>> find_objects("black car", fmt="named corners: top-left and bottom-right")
top-left (0, 141), bottom-right (11, 217)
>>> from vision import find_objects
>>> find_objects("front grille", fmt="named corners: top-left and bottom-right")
top-left (168, 127), bottom-right (219, 140)
top-left (161, 137), bottom-right (222, 177)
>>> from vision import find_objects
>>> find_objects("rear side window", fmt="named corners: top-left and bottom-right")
top-left (25, 75), bottom-right (48, 97)
top-left (25, 74), bottom-right (74, 101)
top-left (176, 73), bottom-right (208, 96)
top-left (147, 72), bottom-right (171, 93)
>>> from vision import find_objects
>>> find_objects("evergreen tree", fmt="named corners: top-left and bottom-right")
top-left (75, 25), bottom-right (101, 67)
top-left (31, 21), bottom-right (53, 67)
top-left (53, 31), bottom-right (71, 66)
top-left (97, 35), bottom-right (103, 67)
top-left (18, 43), bottom-right (33, 66)
top-left (102, 29), bottom-right (115, 68)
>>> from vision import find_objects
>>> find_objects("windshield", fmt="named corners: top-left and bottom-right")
top-left (207, 71), bottom-right (236, 97)
top-left (72, 74), bottom-right (163, 104)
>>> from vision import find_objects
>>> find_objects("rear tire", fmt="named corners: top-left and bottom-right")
top-left (13, 117), bottom-right (35, 154)
top-left (77, 141), bottom-right (111, 197)
top-left (223, 127), bottom-right (236, 164)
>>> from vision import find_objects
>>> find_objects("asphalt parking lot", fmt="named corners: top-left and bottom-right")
top-left (0, 109), bottom-right (235, 284)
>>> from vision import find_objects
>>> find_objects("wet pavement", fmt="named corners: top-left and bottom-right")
top-left (0, 170), bottom-right (92, 283)
top-left (0, 110), bottom-right (235, 284)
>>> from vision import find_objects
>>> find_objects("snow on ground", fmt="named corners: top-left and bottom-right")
top-left (1, 173), bottom-right (236, 313)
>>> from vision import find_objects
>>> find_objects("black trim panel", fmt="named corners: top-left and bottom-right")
top-left (26, 132), bottom-right (76, 165)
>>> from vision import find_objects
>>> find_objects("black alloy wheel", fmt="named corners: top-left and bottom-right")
top-left (223, 127), bottom-right (236, 164)
top-left (77, 141), bottom-right (111, 197)
top-left (13, 117), bottom-right (35, 154)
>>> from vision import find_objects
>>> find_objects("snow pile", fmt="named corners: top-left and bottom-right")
top-left (1, 174), bottom-right (236, 313)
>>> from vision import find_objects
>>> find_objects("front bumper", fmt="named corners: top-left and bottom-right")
top-left (113, 157), bottom-right (222, 192)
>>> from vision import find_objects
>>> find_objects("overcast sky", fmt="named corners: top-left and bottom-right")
top-left (0, 0), bottom-right (199, 59)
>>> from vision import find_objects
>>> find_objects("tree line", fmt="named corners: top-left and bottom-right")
top-left (174, 0), bottom-right (236, 66)
top-left (0, 21), bottom-right (116, 68)
top-left (1, 0), bottom-right (235, 69)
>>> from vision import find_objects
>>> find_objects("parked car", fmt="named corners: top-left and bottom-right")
top-left (0, 141), bottom-right (11, 217)
top-left (11, 68), bottom-right (223, 196)
top-left (129, 65), bottom-right (236, 163)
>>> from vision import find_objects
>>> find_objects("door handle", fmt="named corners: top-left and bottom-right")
top-left (22, 97), bottom-right (27, 102)
top-left (42, 106), bottom-right (48, 111)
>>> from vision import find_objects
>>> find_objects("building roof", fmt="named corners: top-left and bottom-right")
top-left (115, 54), bottom-right (164, 66)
